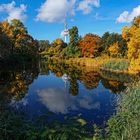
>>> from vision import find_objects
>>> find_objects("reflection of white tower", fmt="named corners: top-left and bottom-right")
top-left (62, 74), bottom-right (69, 93)
top-left (61, 19), bottom-right (69, 43)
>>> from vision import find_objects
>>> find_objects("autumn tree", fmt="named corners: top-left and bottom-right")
top-left (122, 16), bottom-right (140, 74)
top-left (11, 19), bottom-right (35, 54)
top-left (1, 19), bottom-right (38, 60)
top-left (79, 33), bottom-right (101, 57)
top-left (101, 32), bottom-right (127, 56)
top-left (122, 16), bottom-right (140, 59)
top-left (1, 20), bottom-right (14, 54)
top-left (108, 42), bottom-right (119, 57)
top-left (0, 23), bottom-right (11, 58)
top-left (47, 38), bottom-right (67, 57)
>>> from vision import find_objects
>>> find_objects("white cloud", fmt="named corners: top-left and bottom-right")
top-left (117, 5), bottom-right (140, 23)
top-left (36, 0), bottom-right (76, 23)
top-left (94, 13), bottom-right (111, 21)
top-left (36, 0), bottom-right (100, 23)
top-left (77, 0), bottom-right (100, 14)
top-left (0, 1), bottom-right (27, 22)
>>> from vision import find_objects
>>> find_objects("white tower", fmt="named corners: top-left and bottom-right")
top-left (61, 19), bottom-right (69, 43)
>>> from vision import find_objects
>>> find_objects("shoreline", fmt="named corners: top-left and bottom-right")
top-left (46, 57), bottom-right (138, 75)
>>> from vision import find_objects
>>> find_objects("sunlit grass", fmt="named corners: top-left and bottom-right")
top-left (102, 59), bottom-right (130, 72)
top-left (106, 81), bottom-right (140, 140)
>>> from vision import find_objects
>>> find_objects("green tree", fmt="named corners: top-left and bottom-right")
top-left (67, 26), bottom-right (81, 57)
top-left (69, 26), bottom-right (79, 47)
top-left (38, 40), bottom-right (50, 53)
top-left (101, 32), bottom-right (110, 51)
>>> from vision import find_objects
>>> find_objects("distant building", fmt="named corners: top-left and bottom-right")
top-left (61, 20), bottom-right (69, 43)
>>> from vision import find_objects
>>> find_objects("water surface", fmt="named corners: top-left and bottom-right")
top-left (0, 61), bottom-right (132, 131)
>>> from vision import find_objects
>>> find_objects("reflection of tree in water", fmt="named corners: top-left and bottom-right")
top-left (69, 77), bottom-right (79, 96)
top-left (101, 79), bottom-right (126, 94)
top-left (48, 63), bottom-right (66, 77)
top-left (79, 71), bottom-right (100, 90)
top-left (43, 61), bottom-right (81, 96)
top-left (40, 61), bottom-right (50, 75)
top-left (40, 61), bottom-right (129, 95)
top-left (0, 64), bottom-right (39, 101)
top-left (66, 66), bottom-right (81, 96)
top-left (99, 70), bottom-right (133, 83)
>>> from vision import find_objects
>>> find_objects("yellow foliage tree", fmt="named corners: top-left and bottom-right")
top-left (122, 17), bottom-right (140, 59)
top-left (108, 42), bottom-right (119, 57)
top-left (123, 16), bottom-right (140, 74)
top-left (1, 19), bottom-right (38, 57)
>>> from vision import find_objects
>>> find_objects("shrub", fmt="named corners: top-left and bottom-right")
top-left (102, 59), bottom-right (130, 71)
top-left (129, 57), bottom-right (140, 74)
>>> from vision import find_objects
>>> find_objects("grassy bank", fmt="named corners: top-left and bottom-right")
top-left (106, 80), bottom-right (140, 140)
top-left (48, 55), bottom-right (109, 68)
top-left (101, 59), bottom-right (130, 74)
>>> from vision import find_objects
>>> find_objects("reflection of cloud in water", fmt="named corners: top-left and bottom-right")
top-left (79, 96), bottom-right (100, 110)
top-left (37, 88), bottom-right (76, 114)
top-left (37, 88), bottom-right (100, 114)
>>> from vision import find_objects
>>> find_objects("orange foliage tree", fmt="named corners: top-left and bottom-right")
top-left (79, 34), bottom-right (101, 57)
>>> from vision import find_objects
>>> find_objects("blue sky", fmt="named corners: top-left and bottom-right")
top-left (0, 0), bottom-right (140, 42)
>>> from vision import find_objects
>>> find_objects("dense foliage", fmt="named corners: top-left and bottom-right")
top-left (122, 16), bottom-right (140, 59)
top-left (101, 32), bottom-right (127, 56)
top-left (0, 19), bottom-right (38, 62)
top-left (79, 33), bottom-right (101, 57)
top-left (102, 59), bottom-right (130, 71)
top-left (38, 40), bottom-right (50, 53)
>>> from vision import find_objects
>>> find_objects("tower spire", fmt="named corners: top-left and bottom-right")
top-left (61, 17), bottom-right (69, 43)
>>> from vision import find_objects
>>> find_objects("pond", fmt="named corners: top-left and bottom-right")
top-left (0, 61), bottom-right (133, 137)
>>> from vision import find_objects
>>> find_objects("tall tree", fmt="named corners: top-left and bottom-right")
top-left (67, 26), bottom-right (81, 57)
top-left (69, 26), bottom-right (79, 47)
